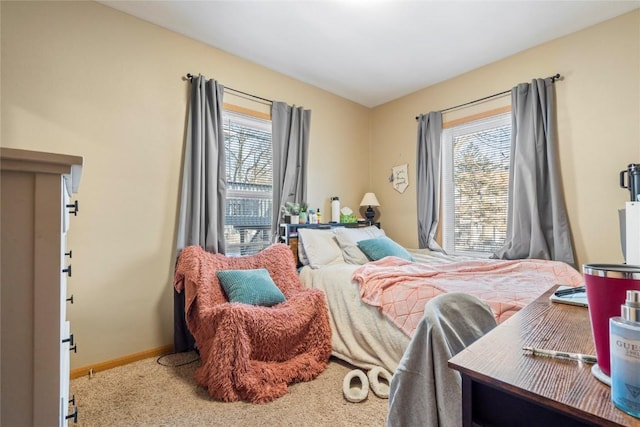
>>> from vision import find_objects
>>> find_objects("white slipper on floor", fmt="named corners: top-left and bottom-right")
top-left (343, 369), bottom-right (369, 403)
top-left (367, 366), bottom-right (392, 399)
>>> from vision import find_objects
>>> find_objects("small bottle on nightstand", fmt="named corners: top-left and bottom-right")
top-left (610, 290), bottom-right (640, 419)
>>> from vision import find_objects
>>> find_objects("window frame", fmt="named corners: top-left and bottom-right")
top-left (441, 110), bottom-right (511, 257)
top-left (222, 105), bottom-right (274, 256)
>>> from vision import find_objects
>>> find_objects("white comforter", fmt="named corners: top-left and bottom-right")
top-left (299, 249), bottom-right (471, 373)
top-left (299, 263), bottom-right (409, 373)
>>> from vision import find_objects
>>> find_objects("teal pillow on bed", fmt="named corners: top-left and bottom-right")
top-left (357, 236), bottom-right (415, 262)
top-left (216, 268), bottom-right (286, 306)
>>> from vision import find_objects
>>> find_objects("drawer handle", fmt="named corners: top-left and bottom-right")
top-left (66, 200), bottom-right (79, 216)
top-left (63, 334), bottom-right (77, 352)
top-left (62, 265), bottom-right (72, 277)
top-left (62, 334), bottom-right (74, 345)
top-left (65, 250), bottom-right (73, 259)
top-left (66, 406), bottom-right (78, 423)
top-left (69, 394), bottom-right (75, 405)
top-left (66, 294), bottom-right (74, 304)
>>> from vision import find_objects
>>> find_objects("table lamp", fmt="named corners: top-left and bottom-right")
top-left (360, 192), bottom-right (380, 225)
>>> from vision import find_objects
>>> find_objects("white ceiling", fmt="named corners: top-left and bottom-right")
top-left (100, 1), bottom-right (640, 107)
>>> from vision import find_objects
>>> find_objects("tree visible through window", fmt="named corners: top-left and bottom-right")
top-left (223, 109), bottom-right (273, 256)
top-left (442, 112), bottom-right (511, 256)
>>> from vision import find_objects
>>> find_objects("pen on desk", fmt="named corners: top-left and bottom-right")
top-left (522, 346), bottom-right (597, 364)
top-left (554, 285), bottom-right (586, 297)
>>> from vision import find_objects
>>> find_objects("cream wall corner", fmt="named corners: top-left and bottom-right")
top-left (0, 0), bottom-right (371, 368)
top-left (371, 9), bottom-right (640, 268)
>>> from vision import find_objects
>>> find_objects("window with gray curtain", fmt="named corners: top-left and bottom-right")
top-left (418, 77), bottom-right (574, 264)
top-left (222, 110), bottom-right (273, 256)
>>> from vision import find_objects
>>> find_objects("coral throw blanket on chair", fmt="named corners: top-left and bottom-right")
top-left (174, 244), bottom-right (332, 403)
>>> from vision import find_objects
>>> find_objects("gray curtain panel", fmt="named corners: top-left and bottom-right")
top-left (174, 75), bottom-right (227, 352)
top-left (492, 78), bottom-right (575, 266)
top-left (271, 101), bottom-right (311, 241)
top-left (176, 75), bottom-right (227, 254)
top-left (416, 112), bottom-right (444, 251)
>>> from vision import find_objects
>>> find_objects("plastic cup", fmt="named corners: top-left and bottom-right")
top-left (583, 264), bottom-right (640, 377)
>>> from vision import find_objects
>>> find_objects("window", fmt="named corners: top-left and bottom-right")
top-left (441, 112), bottom-right (511, 256)
top-left (222, 109), bottom-right (273, 256)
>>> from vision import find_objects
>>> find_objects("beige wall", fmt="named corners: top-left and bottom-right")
top-left (1, 1), bottom-right (371, 368)
top-left (2, 1), bottom-right (639, 369)
top-left (372, 9), bottom-right (640, 268)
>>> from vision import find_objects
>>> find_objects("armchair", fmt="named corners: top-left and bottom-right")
top-left (174, 243), bottom-right (332, 403)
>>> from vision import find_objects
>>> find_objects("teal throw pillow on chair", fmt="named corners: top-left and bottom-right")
top-left (216, 268), bottom-right (286, 307)
top-left (357, 236), bottom-right (415, 262)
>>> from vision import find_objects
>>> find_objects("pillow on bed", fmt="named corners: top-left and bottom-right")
top-left (297, 228), bottom-right (344, 269)
top-left (216, 268), bottom-right (286, 306)
top-left (334, 226), bottom-right (386, 264)
top-left (297, 237), bottom-right (310, 266)
top-left (357, 236), bottom-right (415, 262)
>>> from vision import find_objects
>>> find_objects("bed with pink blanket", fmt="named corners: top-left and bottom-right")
top-left (294, 225), bottom-right (583, 374)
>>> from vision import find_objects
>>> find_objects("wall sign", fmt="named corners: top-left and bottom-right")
top-left (391, 163), bottom-right (409, 193)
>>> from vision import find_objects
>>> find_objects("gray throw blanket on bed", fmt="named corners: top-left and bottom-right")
top-left (387, 293), bottom-right (497, 427)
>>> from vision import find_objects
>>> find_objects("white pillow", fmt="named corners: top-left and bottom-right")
top-left (297, 237), bottom-right (310, 266)
top-left (333, 226), bottom-right (386, 264)
top-left (297, 228), bottom-right (344, 269)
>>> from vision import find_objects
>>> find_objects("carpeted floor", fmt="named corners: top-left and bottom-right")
top-left (70, 352), bottom-right (388, 426)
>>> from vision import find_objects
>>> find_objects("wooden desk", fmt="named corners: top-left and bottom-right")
top-left (449, 287), bottom-right (640, 427)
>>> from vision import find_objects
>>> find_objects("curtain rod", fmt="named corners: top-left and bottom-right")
top-left (184, 73), bottom-right (273, 104)
top-left (415, 73), bottom-right (561, 120)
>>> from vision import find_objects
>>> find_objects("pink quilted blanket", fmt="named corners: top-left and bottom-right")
top-left (352, 257), bottom-right (583, 337)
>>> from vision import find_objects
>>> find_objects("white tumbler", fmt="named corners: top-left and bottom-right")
top-left (331, 197), bottom-right (340, 223)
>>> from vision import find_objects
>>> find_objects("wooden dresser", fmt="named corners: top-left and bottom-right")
top-left (449, 286), bottom-right (640, 426)
top-left (1, 148), bottom-right (82, 426)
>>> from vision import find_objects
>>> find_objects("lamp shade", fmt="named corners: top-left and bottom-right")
top-left (360, 192), bottom-right (380, 207)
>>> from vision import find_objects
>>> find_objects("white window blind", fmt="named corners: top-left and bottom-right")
top-left (222, 110), bottom-right (273, 255)
top-left (442, 112), bottom-right (511, 256)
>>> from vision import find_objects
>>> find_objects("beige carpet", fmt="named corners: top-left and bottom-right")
top-left (70, 352), bottom-right (388, 426)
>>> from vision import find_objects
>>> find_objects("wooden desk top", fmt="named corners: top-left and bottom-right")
top-left (449, 286), bottom-right (640, 427)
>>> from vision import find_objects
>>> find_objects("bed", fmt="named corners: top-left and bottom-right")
top-left (293, 225), bottom-right (584, 374)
